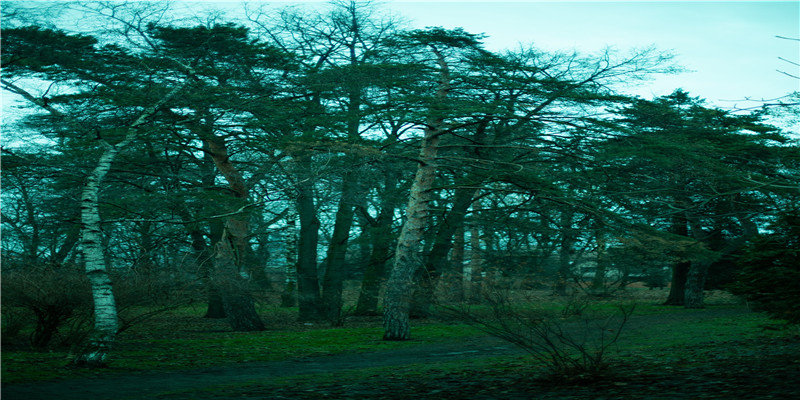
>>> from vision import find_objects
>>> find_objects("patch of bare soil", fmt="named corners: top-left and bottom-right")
top-left (3, 308), bottom-right (798, 400)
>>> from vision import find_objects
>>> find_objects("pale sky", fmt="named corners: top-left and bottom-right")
top-left (4, 1), bottom-right (800, 110)
top-left (380, 1), bottom-right (800, 108)
top-left (198, 0), bottom-right (796, 109)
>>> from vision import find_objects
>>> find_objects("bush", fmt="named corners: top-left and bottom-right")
top-left (1, 264), bottom-right (93, 349)
top-left (439, 287), bottom-right (635, 380)
top-left (1, 264), bottom-right (196, 349)
top-left (730, 211), bottom-right (800, 324)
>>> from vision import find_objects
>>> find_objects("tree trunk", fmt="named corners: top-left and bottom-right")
top-left (321, 171), bottom-right (359, 323)
top-left (448, 224), bottom-right (466, 302)
top-left (664, 212), bottom-right (690, 306)
top-left (467, 223), bottom-right (484, 303)
top-left (73, 79), bottom-right (189, 367)
top-left (214, 233), bottom-right (265, 331)
top-left (411, 187), bottom-right (476, 318)
top-left (555, 210), bottom-right (575, 296)
top-left (383, 140), bottom-right (440, 339)
top-left (684, 262), bottom-right (709, 309)
top-left (355, 187), bottom-right (397, 316)
top-left (665, 261), bottom-right (690, 305)
top-left (683, 213), bottom-right (758, 309)
top-left (383, 44), bottom-right (451, 340)
top-left (296, 174), bottom-right (323, 321)
top-left (200, 115), bottom-right (266, 329)
top-left (281, 210), bottom-right (299, 308)
top-left (73, 140), bottom-right (125, 367)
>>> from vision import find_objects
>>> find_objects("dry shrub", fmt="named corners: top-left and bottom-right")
top-left (1, 264), bottom-right (93, 349)
top-left (439, 285), bottom-right (635, 380)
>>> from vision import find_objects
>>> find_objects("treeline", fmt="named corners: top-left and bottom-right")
top-left (1, 1), bottom-right (798, 365)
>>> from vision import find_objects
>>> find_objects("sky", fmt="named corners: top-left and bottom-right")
top-left (375, 1), bottom-right (799, 108)
top-left (3, 1), bottom-right (799, 112)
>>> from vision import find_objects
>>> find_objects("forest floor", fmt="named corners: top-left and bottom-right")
top-left (3, 305), bottom-right (800, 399)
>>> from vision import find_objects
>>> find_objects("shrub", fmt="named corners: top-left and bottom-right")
top-left (439, 286), bottom-right (635, 380)
top-left (1, 264), bottom-right (93, 349)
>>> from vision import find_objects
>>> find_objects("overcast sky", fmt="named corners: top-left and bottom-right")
top-left (4, 1), bottom-right (799, 110)
top-left (377, 1), bottom-right (799, 108)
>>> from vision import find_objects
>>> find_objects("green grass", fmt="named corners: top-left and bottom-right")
top-left (0, 306), bottom-right (481, 384)
top-left (1, 290), bottom-right (788, 387)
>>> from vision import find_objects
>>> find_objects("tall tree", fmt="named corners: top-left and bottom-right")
top-left (597, 90), bottom-right (795, 307)
top-left (2, 26), bottom-right (193, 365)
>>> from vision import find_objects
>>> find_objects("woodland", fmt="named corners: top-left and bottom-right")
top-left (1, 1), bottom-right (799, 392)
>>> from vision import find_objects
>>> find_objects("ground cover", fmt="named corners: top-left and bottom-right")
top-left (2, 290), bottom-right (798, 399)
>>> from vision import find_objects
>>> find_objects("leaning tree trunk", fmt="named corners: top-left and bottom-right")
top-left (73, 80), bottom-right (189, 367)
top-left (382, 134), bottom-right (440, 340)
top-left (72, 138), bottom-right (127, 367)
top-left (383, 46), bottom-right (451, 341)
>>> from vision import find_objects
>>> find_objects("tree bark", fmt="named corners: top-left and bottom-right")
top-left (354, 183), bottom-right (398, 316)
top-left (411, 186), bottom-right (477, 317)
top-left (214, 232), bottom-right (265, 331)
top-left (198, 113), bottom-right (266, 329)
top-left (281, 209), bottom-right (299, 308)
top-left (683, 214), bottom-right (758, 309)
top-left (73, 79), bottom-right (189, 367)
top-left (321, 170), bottom-right (360, 323)
top-left (664, 212), bottom-right (690, 306)
top-left (73, 138), bottom-right (126, 367)
top-left (295, 171), bottom-right (323, 321)
top-left (383, 45), bottom-right (451, 341)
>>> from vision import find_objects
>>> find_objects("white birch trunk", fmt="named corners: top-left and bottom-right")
top-left (73, 81), bottom-right (190, 366)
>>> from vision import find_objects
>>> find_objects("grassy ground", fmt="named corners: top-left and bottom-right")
top-left (2, 289), bottom-right (798, 399)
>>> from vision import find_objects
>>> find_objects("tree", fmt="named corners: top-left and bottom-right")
top-left (2, 25), bottom-right (193, 365)
top-left (596, 90), bottom-right (796, 308)
top-left (731, 210), bottom-right (800, 323)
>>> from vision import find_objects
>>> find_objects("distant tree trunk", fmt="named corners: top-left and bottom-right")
top-left (467, 223), bottom-right (484, 303)
top-left (665, 213), bottom-right (690, 306)
top-left (182, 218), bottom-right (225, 319)
top-left (281, 209), bottom-right (299, 308)
top-left (411, 187), bottom-right (476, 318)
top-left (448, 224), bottom-right (466, 302)
top-left (684, 262), bottom-right (709, 309)
top-left (555, 210), bottom-right (575, 296)
top-left (665, 261), bottom-right (690, 305)
top-left (683, 215), bottom-right (758, 309)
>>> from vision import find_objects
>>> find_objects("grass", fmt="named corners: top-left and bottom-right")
top-left (1, 289), bottom-right (793, 389)
top-left (152, 308), bottom-right (797, 400)
top-left (0, 304), bottom-right (481, 384)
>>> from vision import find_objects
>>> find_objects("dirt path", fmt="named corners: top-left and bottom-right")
top-left (0, 307), bottom-right (754, 400)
